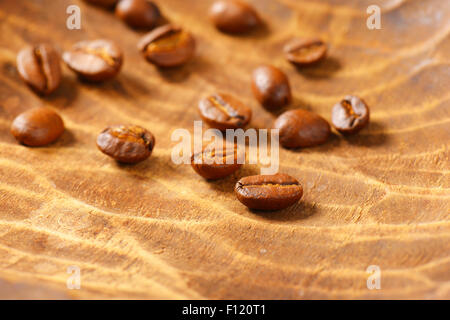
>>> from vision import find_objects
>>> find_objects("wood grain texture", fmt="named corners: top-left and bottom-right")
top-left (0, 0), bottom-right (449, 299)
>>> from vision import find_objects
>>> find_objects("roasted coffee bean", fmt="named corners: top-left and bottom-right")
top-left (16, 44), bottom-right (61, 95)
top-left (138, 25), bottom-right (196, 67)
top-left (198, 93), bottom-right (252, 131)
top-left (284, 38), bottom-right (327, 66)
top-left (97, 125), bottom-right (155, 163)
top-left (116, 0), bottom-right (160, 29)
top-left (83, 0), bottom-right (118, 8)
top-left (191, 143), bottom-right (241, 180)
top-left (209, 0), bottom-right (261, 34)
top-left (252, 65), bottom-right (291, 110)
top-left (332, 95), bottom-right (370, 135)
top-left (11, 107), bottom-right (64, 147)
top-left (63, 40), bottom-right (123, 82)
top-left (273, 109), bottom-right (330, 148)
top-left (235, 173), bottom-right (303, 211)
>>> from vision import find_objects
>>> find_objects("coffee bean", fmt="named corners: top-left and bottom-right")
top-left (332, 95), bottom-right (370, 135)
top-left (97, 125), bottom-right (155, 163)
top-left (191, 143), bottom-right (241, 180)
top-left (273, 109), bottom-right (330, 148)
top-left (11, 107), bottom-right (64, 147)
top-left (138, 25), bottom-right (196, 67)
top-left (83, 0), bottom-right (118, 8)
top-left (252, 65), bottom-right (291, 110)
top-left (16, 44), bottom-right (62, 95)
top-left (284, 38), bottom-right (327, 66)
top-left (198, 93), bottom-right (252, 131)
top-left (209, 0), bottom-right (261, 34)
top-left (235, 173), bottom-right (303, 211)
top-left (116, 0), bottom-right (160, 29)
top-left (63, 40), bottom-right (123, 82)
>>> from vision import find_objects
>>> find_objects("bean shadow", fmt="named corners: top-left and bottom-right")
top-left (293, 57), bottom-right (342, 80)
top-left (80, 76), bottom-right (126, 94)
top-left (273, 96), bottom-right (315, 117)
top-left (249, 201), bottom-right (317, 222)
top-left (76, 72), bottom-right (152, 98)
top-left (112, 153), bottom-right (163, 176)
top-left (112, 73), bottom-right (152, 96)
top-left (294, 121), bottom-right (387, 154)
top-left (305, 131), bottom-right (342, 153)
top-left (53, 129), bottom-right (76, 148)
top-left (2, 61), bottom-right (19, 81)
top-left (290, 96), bottom-right (314, 112)
top-left (207, 165), bottom-right (260, 194)
top-left (46, 76), bottom-right (79, 109)
top-left (155, 55), bottom-right (212, 83)
top-left (127, 13), bottom-right (171, 35)
top-left (343, 120), bottom-right (388, 147)
top-left (2, 61), bottom-right (78, 107)
top-left (251, 96), bottom-right (314, 120)
top-left (282, 131), bottom-right (342, 154)
top-left (156, 14), bottom-right (170, 26)
top-left (155, 65), bottom-right (193, 83)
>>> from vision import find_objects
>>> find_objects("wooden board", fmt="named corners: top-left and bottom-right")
top-left (0, 0), bottom-right (449, 299)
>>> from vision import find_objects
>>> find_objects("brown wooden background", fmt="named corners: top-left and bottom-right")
top-left (0, 0), bottom-right (449, 299)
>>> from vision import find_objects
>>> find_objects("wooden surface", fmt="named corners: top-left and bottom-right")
top-left (0, 0), bottom-right (449, 299)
